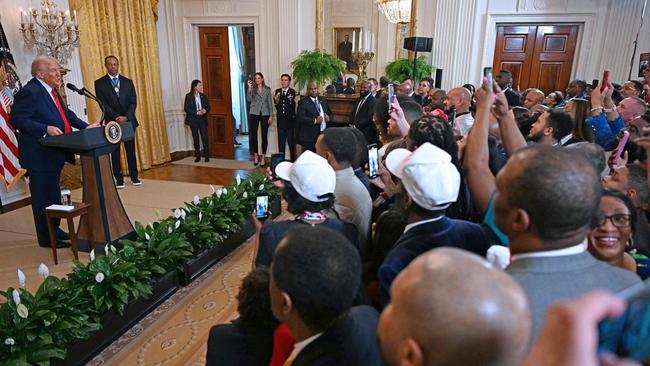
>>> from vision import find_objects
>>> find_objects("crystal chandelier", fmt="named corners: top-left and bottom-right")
top-left (376, 0), bottom-right (411, 24)
top-left (18, 0), bottom-right (80, 65)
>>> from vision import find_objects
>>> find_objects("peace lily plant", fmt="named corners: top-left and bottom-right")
top-left (0, 172), bottom-right (278, 365)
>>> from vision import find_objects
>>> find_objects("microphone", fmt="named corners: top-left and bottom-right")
top-left (66, 83), bottom-right (85, 95)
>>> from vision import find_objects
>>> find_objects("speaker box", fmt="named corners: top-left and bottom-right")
top-left (403, 37), bottom-right (433, 52)
top-left (434, 69), bottom-right (443, 88)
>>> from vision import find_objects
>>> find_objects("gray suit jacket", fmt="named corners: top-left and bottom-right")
top-left (507, 251), bottom-right (641, 340)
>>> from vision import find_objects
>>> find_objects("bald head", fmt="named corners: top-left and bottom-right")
top-left (378, 248), bottom-right (531, 366)
top-left (445, 87), bottom-right (472, 113)
top-left (523, 89), bottom-right (544, 109)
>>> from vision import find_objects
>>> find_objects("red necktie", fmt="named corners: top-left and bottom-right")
top-left (51, 89), bottom-right (71, 133)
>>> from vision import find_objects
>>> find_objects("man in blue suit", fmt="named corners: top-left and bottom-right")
top-left (10, 56), bottom-right (98, 248)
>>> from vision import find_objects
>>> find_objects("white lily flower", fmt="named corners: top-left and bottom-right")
top-left (145, 232), bottom-right (150, 241)
top-left (95, 272), bottom-right (105, 283)
top-left (223, 187), bottom-right (227, 194)
top-left (17, 270), bottom-right (25, 288)
top-left (180, 209), bottom-right (187, 220)
top-left (250, 180), bottom-right (253, 187)
top-left (38, 263), bottom-right (49, 279)
top-left (242, 192), bottom-right (248, 199)
top-left (4, 338), bottom-right (14, 346)
top-left (174, 208), bottom-right (182, 218)
top-left (199, 211), bottom-right (203, 222)
top-left (259, 184), bottom-right (265, 191)
top-left (210, 185), bottom-right (216, 193)
top-left (175, 220), bottom-right (181, 229)
top-left (193, 195), bottom-right (200, 204)
top-left (215, 189), bottom-right (222, 198)
top-left (168, 226), bottom-right (173, 234)
top-left (12, 289), bottom-right (20, 305)
top-left (90, 249), bottom-right (96, 261)
top-left (236, 174), bottom-right (241, 186)
top-left (104, 244), bottom-right (112, 256)
top-left (16, 304), bottom-right (28, 319)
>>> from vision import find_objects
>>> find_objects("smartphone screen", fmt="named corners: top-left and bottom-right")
top-left (270, 153), bottom-right (285, 180)
top-left (388, 84), bottom-right (395, 110)
top-left (368, 144), bottom-right (379, 179)
top-left (255, 193), bottom-right (269, 220)
top-left (601, 69), bottom-right (610, 93)
top-left (483, 67), bottom-right (494, 90)
top-left (592, 79), bottom-right (599, 89)
top-left (598, 279), bottom-right (650, 361)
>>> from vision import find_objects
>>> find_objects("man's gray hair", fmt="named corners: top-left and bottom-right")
top-left (31, 55), bottom-right (58, 77)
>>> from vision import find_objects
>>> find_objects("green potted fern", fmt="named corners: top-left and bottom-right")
top-left (385, 57), bottom-right (434, 82)
top-left (291, 49), bottom-right (344, 91)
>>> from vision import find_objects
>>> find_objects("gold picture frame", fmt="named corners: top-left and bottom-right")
top-left (332, 27), bottom-right (361, 72)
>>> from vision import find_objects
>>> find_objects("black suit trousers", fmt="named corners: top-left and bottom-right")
top-left (189, 121), bottom-right (209, 157)
top-left (277, 128), bottom-right (295, 159)
top-left (28, 170), bottom-right (62, 245)
top-left (248, 114), bottom-right (269, 155)
top-left (111, 124), bottom-right (138, 181)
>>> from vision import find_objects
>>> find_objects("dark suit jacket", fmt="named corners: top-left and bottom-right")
top-left (504, 88), bottom-right (521, 108)
top-left (378, 218), bottom-right (490, 308)
top-left (410, 93), bottom-right (423, 105)
top-left (293, 306), bottom-right (383, 366)
top-left (205, 318), bottom-right (274, 366)
top-left (274, 87), bottom-right (297, 130)
top-left (94, 74), bottom-right (139, 127)
top-left (507, 251), bottom-right (641, 340)
top-left (183, 92), bottom-right (210, 127)
top-left (296, 96), bottom-right (334, 146)
top-left (350, 94), bottom-right (377, 144)
top-left (9, 78), bottom-right (87, 172)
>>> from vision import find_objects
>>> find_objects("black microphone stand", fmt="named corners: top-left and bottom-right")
top-left (82, 89), bottom-right (107, 126)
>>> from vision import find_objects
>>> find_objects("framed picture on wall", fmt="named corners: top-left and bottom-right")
top-left (640, 52), bottom-right (650, 77)
top-left (333, 27), bottom-right (361, 72)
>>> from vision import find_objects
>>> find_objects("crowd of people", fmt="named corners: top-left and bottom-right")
top-left (206, 66), bottom-right (650, 365)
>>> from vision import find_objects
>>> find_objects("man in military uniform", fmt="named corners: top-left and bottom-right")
top-left (274, 74), bottom-right (298, 160)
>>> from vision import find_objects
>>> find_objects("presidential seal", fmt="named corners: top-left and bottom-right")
top-left (104, 121), bottom-right (123, 144)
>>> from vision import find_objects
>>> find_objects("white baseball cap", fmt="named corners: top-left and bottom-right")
top-left (274, 151), bottom-right (336, 202)
top-left (385, 142), bottom-right (460, 210)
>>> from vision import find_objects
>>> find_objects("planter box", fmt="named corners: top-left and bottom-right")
top-left (53, 270), bottom-right (179, 366)
top-left (178, 197), bottom-right (281, 286)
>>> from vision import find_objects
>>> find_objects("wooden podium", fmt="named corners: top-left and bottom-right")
top-left (40, 123), bottom-right (136, 250)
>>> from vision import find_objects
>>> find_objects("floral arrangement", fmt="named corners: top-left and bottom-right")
top-left (0, 172), bottom-right (277, 365)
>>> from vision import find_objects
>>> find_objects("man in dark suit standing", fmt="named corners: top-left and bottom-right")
top-left (350, 80), bottom-right (377, 144)
top-left (495, 69), bottom-right (521, 108)
top-left (10, 56), bottom-right (98, 248)
top-left (296, 82), bottom-right (333, 152)
top-left (274, 74), bottom-right (297, 160)
top-left (94, 56), bottom-right (140, 189)
top-left (270, 226), bottom-right (382, 366)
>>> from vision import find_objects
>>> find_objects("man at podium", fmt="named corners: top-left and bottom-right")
top-left (9, 56), bottom-right (98, 248)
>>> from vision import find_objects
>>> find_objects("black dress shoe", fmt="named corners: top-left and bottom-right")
top-left (56, 230), bottom-right (71, 243)
top-left (194, 157), bottom-right (201, 162)
top-left (204, 157), bottom-right (210, 162)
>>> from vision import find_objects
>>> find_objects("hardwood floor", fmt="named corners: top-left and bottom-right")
top-left (140, 163), bottom-right (259, 186)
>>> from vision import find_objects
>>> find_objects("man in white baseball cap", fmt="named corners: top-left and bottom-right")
top-left (377, 142), bottom-right (492, 308)
top-left (254, 150), bottom-right (360, 268)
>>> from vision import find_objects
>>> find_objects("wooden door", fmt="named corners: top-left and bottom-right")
top-left (493, 24), bottom-right (579, 94)
top-left (199, 27), bottom-right (234, 158)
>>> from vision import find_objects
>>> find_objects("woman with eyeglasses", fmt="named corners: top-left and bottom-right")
top-left (588, 188), bottom-right (649, 279)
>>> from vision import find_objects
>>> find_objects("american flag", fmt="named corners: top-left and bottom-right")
top-left (0, 20), bottom-right (25, 192)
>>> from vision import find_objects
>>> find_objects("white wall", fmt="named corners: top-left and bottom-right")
top-left (0, 0), bottom-right (86, 205)
top-left (156, 0), bottom-right (316, 154)
top-left (416, 0), bottom-right (646, 90)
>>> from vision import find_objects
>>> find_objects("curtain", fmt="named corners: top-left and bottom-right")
top-left (70, 0), bottom-right (170, 171)
top-left (228, 26), bottom-right (248, 133)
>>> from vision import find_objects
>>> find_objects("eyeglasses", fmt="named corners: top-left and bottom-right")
top-left (597, 214), bottom-right (631, 228)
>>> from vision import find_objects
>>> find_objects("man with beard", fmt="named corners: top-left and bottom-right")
top-left (526, 109), bottom-right (573, 145)
top-left (351, 80), bottom-right (377, 144)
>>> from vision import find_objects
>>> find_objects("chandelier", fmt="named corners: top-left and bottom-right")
top-left (376, 0), bottom-right (411, 24)
top-left (18, 0), bottom-right (80, 65)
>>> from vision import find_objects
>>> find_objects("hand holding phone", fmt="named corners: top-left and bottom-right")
top-left (388, 84), bottom-right (395, 111)
top-left (368, 144), bottom-right (379, 179)
top-left (613, 131), bottom-right (630, 167)
top-left (600, 69), bottom-right (610, 93)
top-left (255, 193), bottom-right (269, 220)
top-left (483, 67), bottom-right (494, 91)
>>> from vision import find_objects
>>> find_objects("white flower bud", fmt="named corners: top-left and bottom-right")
top-left (198, 211), bottom-right (203, 222)
top-left (216, 189), bottom-right (222, 198)
top-left (259, 184), bottom-right (265, 191)
top-left (89, 249), bottom-right (95, 261)
top-left (16, 304), bottom-right (28, 319)
top-left (180, 209), bottom-right (187, 220)
top-left (210, 185), bottom-right (216, 193)
top-left (145, 233), bottom-right (150, 241)
top-left (193, 195), bottom-right (200, 204)
top-left (12, 289), bottom-right (20, 305)
top-left (242, 192), bottom-right (248, 199)
top-left (168, 226), bottom-right (173, 234)
top-left (4, 338), bottom-right (15, 346)
top-left (174, 208), bottom-right (181, 218)
top-left (38, 263), bottom-right (49, 279)
top-left (236, 174), bottom-right (241, 186)
top-left (17, 270), bottom-right (25, 288)
top-left (95, 272), bottom-right (105, 283)
top-left (223, 187), bottom-right (227, 194)
top-left (175, 220), bottom-right (181, 229)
